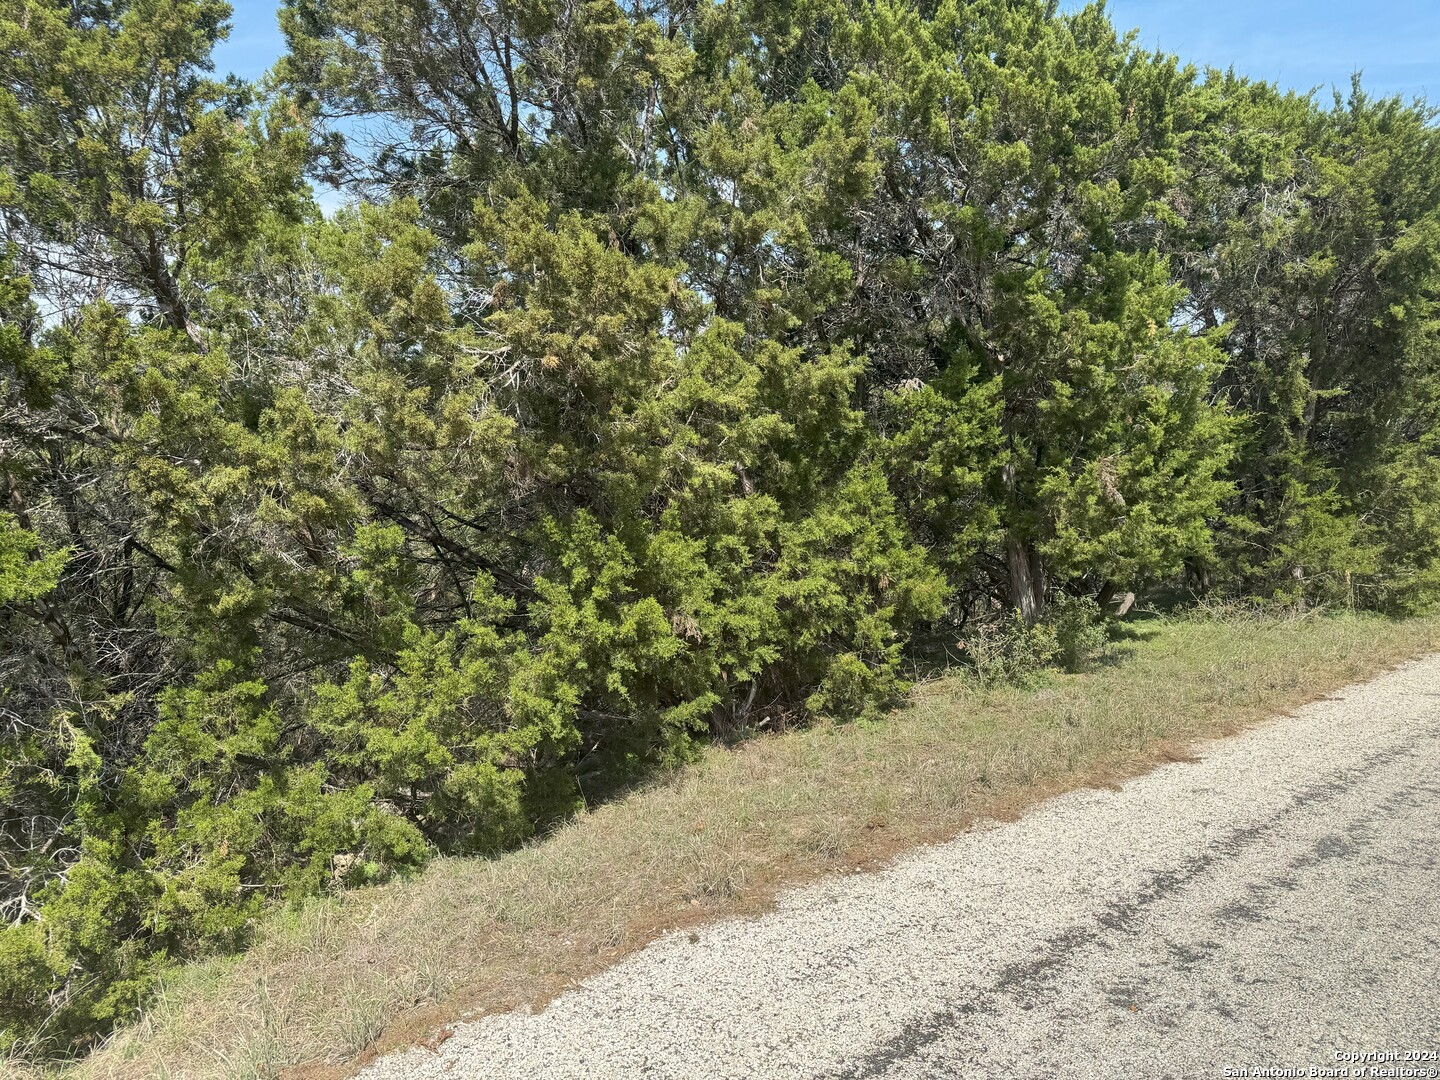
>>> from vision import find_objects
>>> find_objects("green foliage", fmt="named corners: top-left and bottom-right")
top-left (1049, 595), bottom-right (1109, 674)
top-left (0, 514), bottom-right (65, 605)
top-left (1169, 77), bottom-right (1440, 609)
top-left (961, 595), bottom-right (1106, 684)
top-left (961, 611), bottom-right (1060, 689)
top-left (4, 0), bottom-right (1440, 1059)
top-left (878, 364), bottom-right (1004, 585)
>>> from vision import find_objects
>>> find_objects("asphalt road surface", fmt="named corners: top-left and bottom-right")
top-left (359, 655), bottom-right (1440, 1080)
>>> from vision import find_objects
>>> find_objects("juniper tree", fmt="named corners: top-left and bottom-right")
top-left (3, 0), bottom-right (1440, 1058)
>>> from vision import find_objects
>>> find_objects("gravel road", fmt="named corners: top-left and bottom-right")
top-left (358, 655), bottom-right (1440, 1080)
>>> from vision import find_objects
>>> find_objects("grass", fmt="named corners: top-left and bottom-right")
top-left (33, 610), bottom-right (1440, 1080)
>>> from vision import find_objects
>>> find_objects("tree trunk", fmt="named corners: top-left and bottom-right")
top-left (137, 234), bottom-right (208, 352)
top-left (1006, 533), bottom-right (1046, 624)
top-left (1001, 458), bottom-right (1046, 623)
top-left (1183, 556), bottom-right (1213, 595)
top-left (1095, 581), bottom-right (1118, 610)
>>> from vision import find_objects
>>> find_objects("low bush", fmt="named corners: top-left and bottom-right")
top-left (961, 611), bottom-right (1059, 688)
top-left (1050, 595), bottom-right (1109, 673)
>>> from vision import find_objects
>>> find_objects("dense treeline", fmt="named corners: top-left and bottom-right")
top-left (3, 0), bottom-right (1439, 1054)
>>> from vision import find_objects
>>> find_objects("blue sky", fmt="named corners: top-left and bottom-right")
top-left (1100, 0), bottom-right (1440, 101)
top-left (214, 0), bottom-right (1440, 102)
top-left (213, 0), bottom-right (285, 83)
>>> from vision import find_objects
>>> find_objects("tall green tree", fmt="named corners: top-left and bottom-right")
top-left (675, 0), bottom-right (1234, 618)
top-left (1171, 75), bottom-right (1440, 607)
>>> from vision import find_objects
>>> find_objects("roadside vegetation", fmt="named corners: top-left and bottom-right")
top-left (6, 0), bottom-right (1440, 1063)
top-left (35, 609), bottom-right (1440, 1079)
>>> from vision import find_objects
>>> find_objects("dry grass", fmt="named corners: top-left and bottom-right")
top-left (34, 611), bottom-right (1440, 1080)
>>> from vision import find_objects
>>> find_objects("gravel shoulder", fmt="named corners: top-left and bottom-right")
top-left (356, 652), bottom-right (1440, 1080)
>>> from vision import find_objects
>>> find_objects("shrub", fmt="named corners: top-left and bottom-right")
top-left (962, 611), bottom-right (1060, 688)
top-left (1050, 595), bottom-right (1109, 673)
